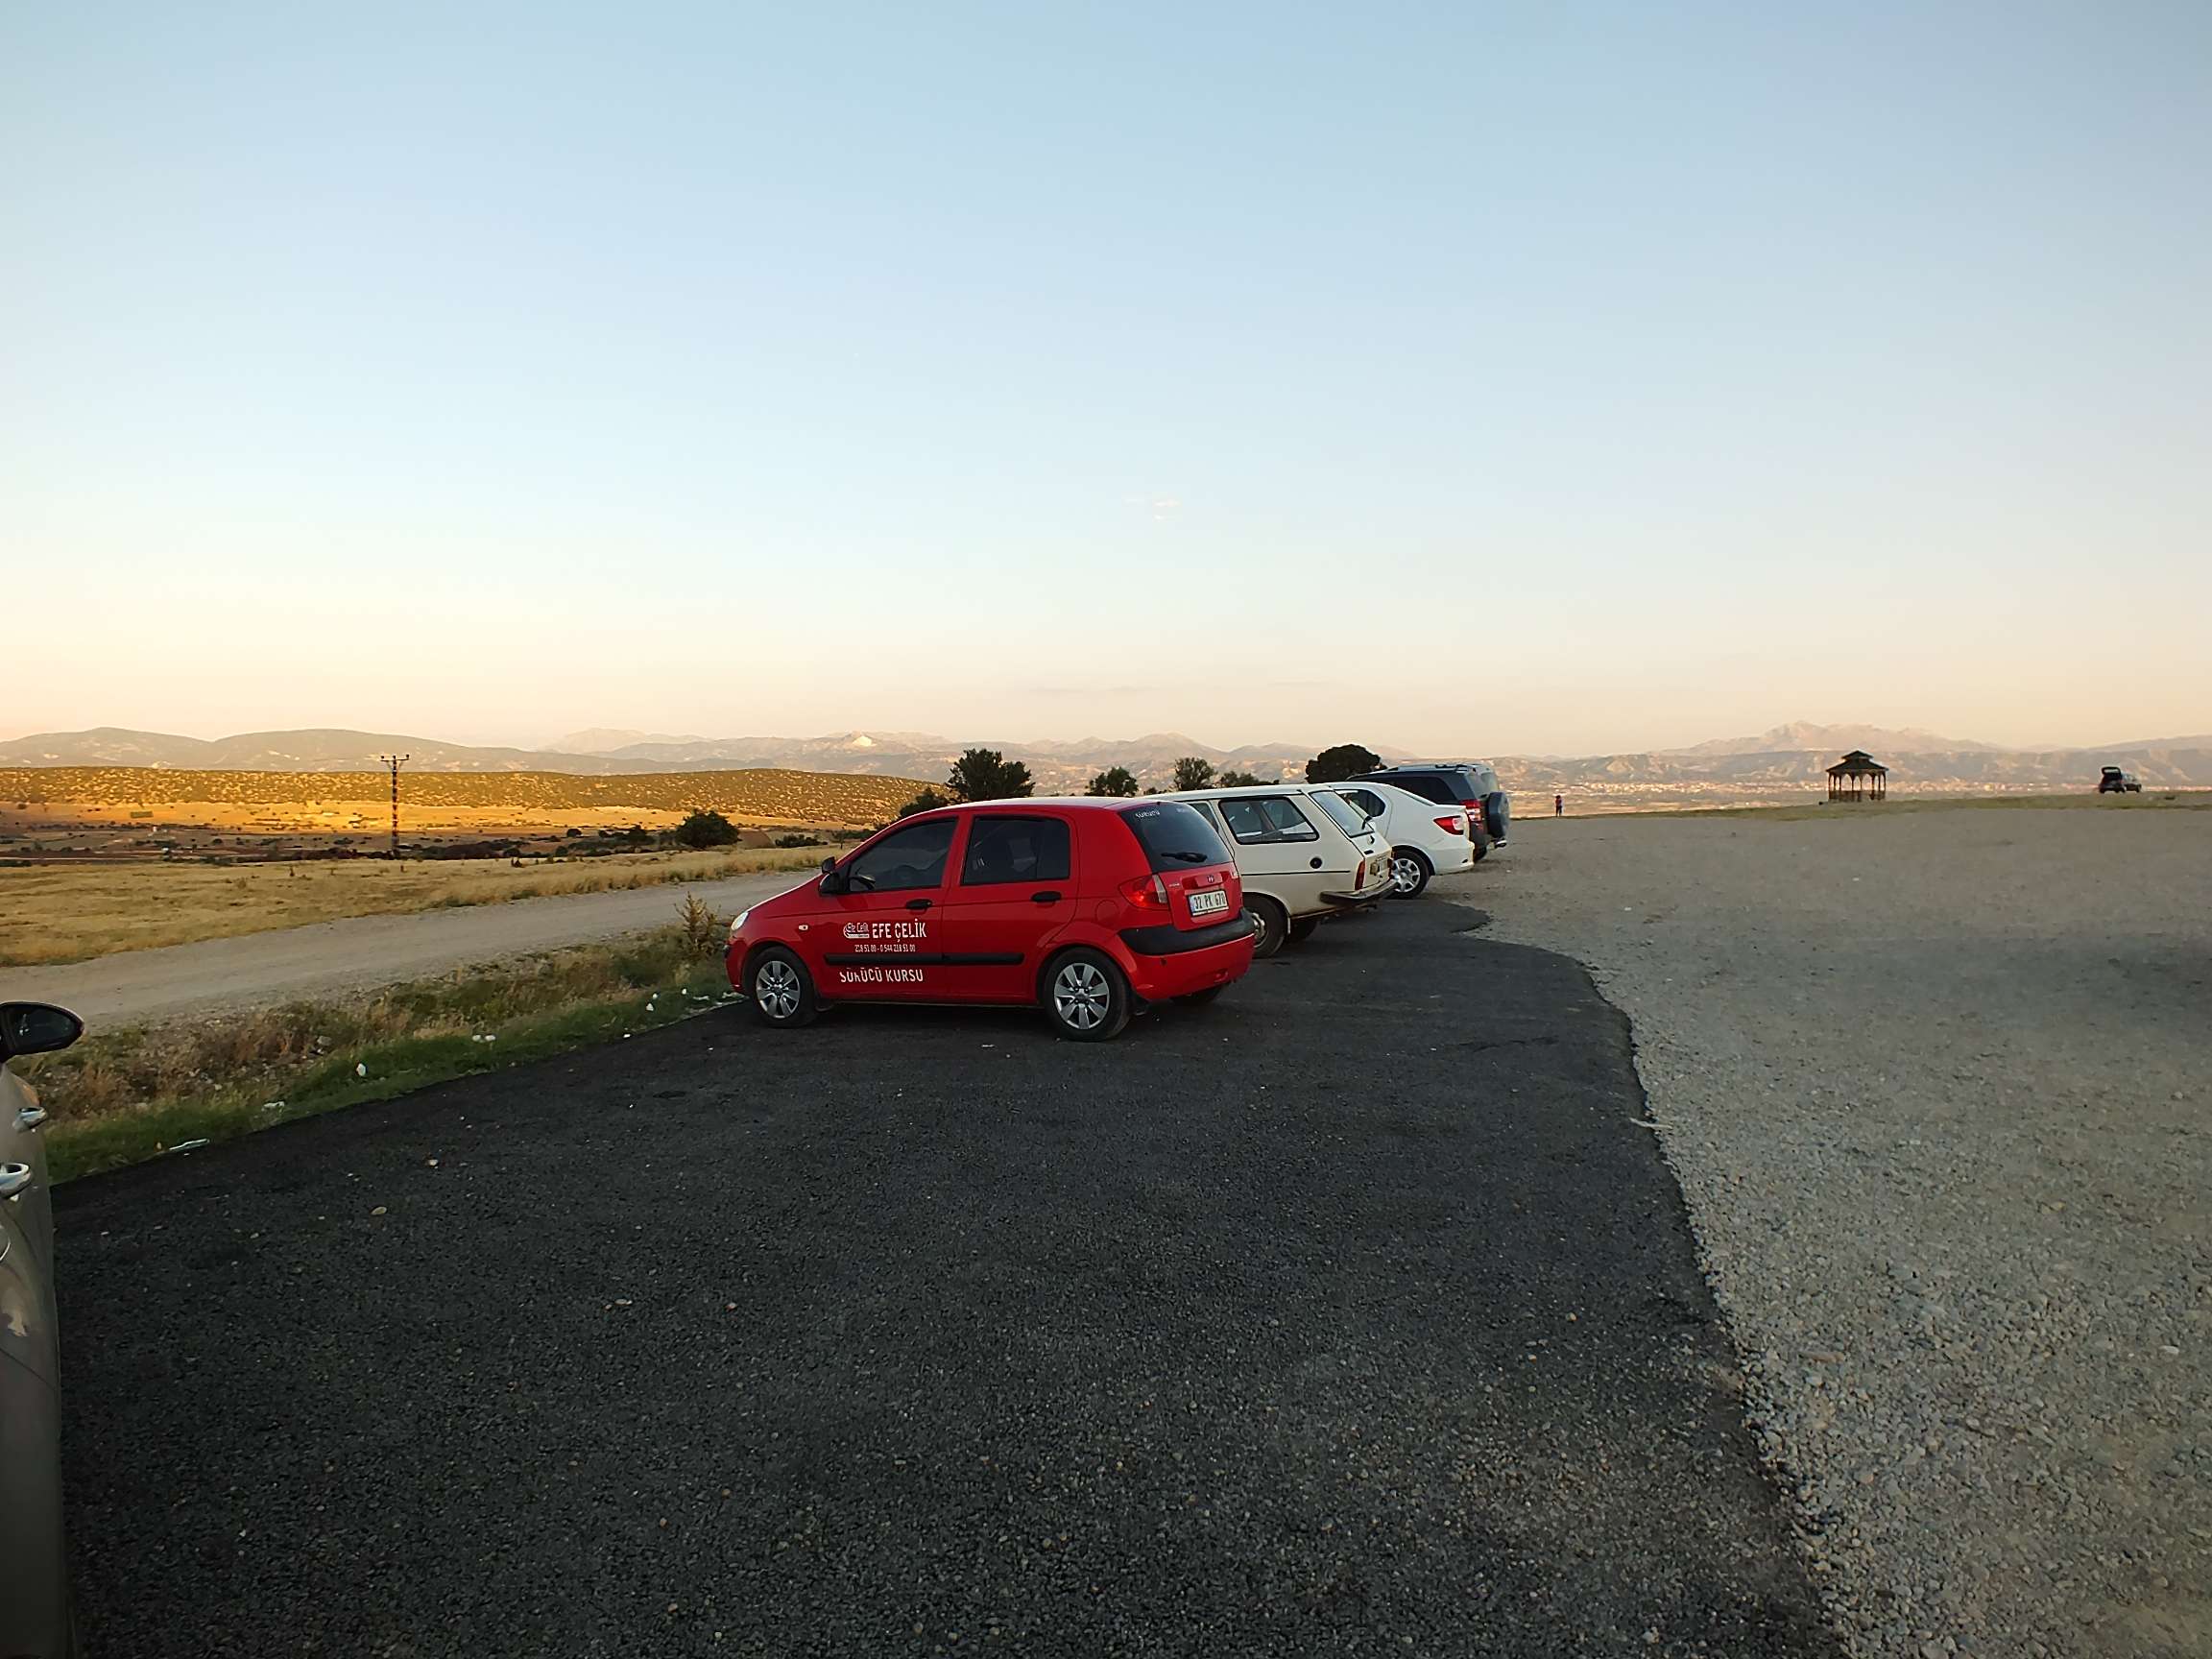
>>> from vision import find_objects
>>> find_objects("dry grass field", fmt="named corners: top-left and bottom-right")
top-left (0, 846), bottom-right (826, 965)
top-left (0, 764), bottom-right (925, 842)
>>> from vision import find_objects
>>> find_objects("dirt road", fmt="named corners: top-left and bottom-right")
top-left (0, 871), bottom-right (806, 1027)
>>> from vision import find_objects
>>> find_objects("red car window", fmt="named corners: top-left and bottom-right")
top-left (845, 818), bottom-right (955, 892)
top-left (958, 816), bottom-right (1071, 886)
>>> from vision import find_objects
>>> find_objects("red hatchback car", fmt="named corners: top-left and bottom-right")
top-left (725, 798), bottom-right (1255, 1040)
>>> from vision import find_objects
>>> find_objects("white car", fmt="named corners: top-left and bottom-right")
top-left (1163, 784), bottom-right (1390, 957)
top-left (1326, 781), bottom-right (1476, 899)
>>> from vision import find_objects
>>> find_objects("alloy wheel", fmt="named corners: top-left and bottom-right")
top-left (755, 958), bottom-right (803, 1020)
top-left (1052, 961), bottom-right (1111, 1031)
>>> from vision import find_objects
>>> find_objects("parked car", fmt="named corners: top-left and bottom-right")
top-left (1327, 781), bottom-right (1477, 899)
top-left (1347, 762), bottom-right (1509, 854)
top-left (1165, 784), bottom-right (1390, 956)
top-left (2, 1000), bottom-right (84, 1659)
top-left (2098, 766), bottom-right (2143, 794)
top-left (727, 798), bottom-right (1254, 1041)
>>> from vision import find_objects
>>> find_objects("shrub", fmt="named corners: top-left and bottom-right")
top-left (1305, 743), bottom-right (1382, 783)
top-left (896, 787), bottom-right (950, 819)
top-left (674, 808), bottom-right (739, 849)
top-left (1170, 757), bottom-right (1215, 791)
top-left (1086, 766), bottom-right (1139, 798)
top-left (946, 749), bottom-right (1032, 802)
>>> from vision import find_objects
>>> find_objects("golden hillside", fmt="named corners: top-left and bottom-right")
top-left (0, 766), bottom-right (926, 827)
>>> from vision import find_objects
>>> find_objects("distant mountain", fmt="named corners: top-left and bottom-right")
top-left (0, 725), bottom-right (1356, 790)
top-left (6, 722), bottom-right (2207, 798)
top-left (544, 728), bottom-right (705, 754)
top-left (1662, 722), bottom-right (2008, 757)
top-left (0, 727), bottom-right (641, 776)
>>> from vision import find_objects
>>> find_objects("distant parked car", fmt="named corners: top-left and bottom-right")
top-left (1347, 762), bottom-right (1510, 856)
top-left (2, 1000), bottom-right (84, 1659)
top-left (1327, 781), bottom-right (1477, 899)
top-left (727, 798), bottom-right (1254, 1041)
top-left (2098, 766), bottom-right (2143, 794)
top-left (1166, 784), bottom-right (1391, 956)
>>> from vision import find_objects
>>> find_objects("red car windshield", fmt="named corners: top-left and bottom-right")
top-left (1118, 802), bottom-right (1230, 870)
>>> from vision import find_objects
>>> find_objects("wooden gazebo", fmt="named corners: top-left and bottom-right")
top-left (1826, 750), bottom-right (1887, 803)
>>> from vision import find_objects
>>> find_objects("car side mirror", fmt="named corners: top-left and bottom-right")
top-left (818, 856), bottom-right (849, 896)
top-left (0, 1001), bottom-right (84, 1060)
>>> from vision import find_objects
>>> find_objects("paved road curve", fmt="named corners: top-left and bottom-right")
top-left (1, 871), bottom-right (808, 1026)
top-left (58, 903), bottom-right (1835, 1657)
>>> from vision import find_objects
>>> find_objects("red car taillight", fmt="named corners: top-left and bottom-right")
top-left (1435, 814), bottom-right (1465, 834)
top-left (1120, 873), bottom-right (1171, 914)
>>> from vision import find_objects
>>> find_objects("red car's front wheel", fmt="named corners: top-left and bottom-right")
top-left (748, 947), bottom-right (820, 1029)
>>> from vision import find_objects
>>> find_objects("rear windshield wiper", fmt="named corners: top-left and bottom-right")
top-left (1159, 850), bottom-right (1209, 863)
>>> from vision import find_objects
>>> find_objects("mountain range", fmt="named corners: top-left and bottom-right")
top-left (3, 722), bottom-right (2207, 795)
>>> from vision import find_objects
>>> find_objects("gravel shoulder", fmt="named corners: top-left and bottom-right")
top-left (0, 870), bottom-right (806, 1027)
top-left (1462, 809), bottom-right (2212, 1658)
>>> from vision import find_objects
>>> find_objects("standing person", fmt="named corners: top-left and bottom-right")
top-left (1554, 793), bottom-right (1564, 818)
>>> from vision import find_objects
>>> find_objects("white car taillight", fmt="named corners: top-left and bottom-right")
top-left (1435, 815), bottom-right (1465, 834)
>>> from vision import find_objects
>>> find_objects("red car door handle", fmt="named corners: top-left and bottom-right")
top-left (1029, 890), bottom-right (1062, 904)
top-left (905, 898), bottom-right (933, 911)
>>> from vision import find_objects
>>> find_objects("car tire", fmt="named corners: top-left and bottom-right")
top-left (747, 947), bottom-right (819, 1029)
top-left (1245, 896), bottom-right (1288, 960)
top-left (1286, 916), bottom-right (1320, 944)
top-left (1042, 948), bottom-right (1132, 1041)
top-left (1468, 840), bottom-right (1488, 864)
top-left (1387, 847), bottom-right (1432, 899)
top-left (1174, 985), bottom-right (1226, 1007)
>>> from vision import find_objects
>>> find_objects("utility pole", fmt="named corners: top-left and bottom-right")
top-left (376, 754), bottom-right (409, 859)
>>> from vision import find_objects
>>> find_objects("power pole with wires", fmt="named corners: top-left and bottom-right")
top-left (375, 754), bottom-right (409, 859)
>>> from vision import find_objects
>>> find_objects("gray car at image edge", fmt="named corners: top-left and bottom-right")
top-left (2, 1000), bottom-right (85, 1659)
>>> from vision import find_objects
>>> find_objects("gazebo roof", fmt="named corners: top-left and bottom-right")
top-left (1827, 750), bottom-right (1887, 776)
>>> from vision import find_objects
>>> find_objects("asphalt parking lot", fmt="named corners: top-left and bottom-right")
top-left (58, 901), bottom-right (1834, 1658)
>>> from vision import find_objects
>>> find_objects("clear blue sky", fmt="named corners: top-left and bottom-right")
top-left (4, 2), bottom-right (2206, 754)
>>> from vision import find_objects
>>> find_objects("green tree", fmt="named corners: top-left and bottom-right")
top-left (674, 808), bottom-right (739, 849)
top-left (1170, 756), bottom-right (1215, 791)
top-left (946, 748), bottom-right (1034, 802)
top-left (1304, 743), bottom-right (1382, 784)
top-left (1219, 769), bottom-right (1265, 787)
top-left (1086, 765), bottom-right (1140, 798)
top-left (896, 786), bottom-right (950, 820)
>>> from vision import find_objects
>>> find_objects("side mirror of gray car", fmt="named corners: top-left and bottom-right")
top-left (0, 1002), bottom-right (84, 1060)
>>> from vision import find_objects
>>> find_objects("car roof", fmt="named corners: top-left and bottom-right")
top-left (927, 796), bottom-right (1143, 811)
top-left (1164, 783), bottom-right (1328, 798)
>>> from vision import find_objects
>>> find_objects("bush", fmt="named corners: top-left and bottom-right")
top-left (1305, 743), bottom-right (1382, 783)
top-left (946, 749), bottom-right (1033, 802)
top-left (674, 808), bottom-right (739, 849)
top-left (772, 832), bottom-right (823, 848)
top-left (1170, 757), bottom-right (1215, 791)
top-left (675, 892), bottom-right (723, 958)
top-left (1086, 766), bottom-right (1139, 798)
top-left (896, 787), bottom-right (950, 820)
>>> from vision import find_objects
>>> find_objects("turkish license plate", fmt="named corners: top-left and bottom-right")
top-left (1189, 888), bottom-right (1230, 917)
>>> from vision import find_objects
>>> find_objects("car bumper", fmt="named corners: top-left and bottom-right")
top-left (1116, 916), bottom-right (1257, 1001)
top-left (1318, 886), bottom-right (1388, 907)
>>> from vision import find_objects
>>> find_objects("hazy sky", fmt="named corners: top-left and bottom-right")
top-left (4, 2), bottom-right (2207, 756)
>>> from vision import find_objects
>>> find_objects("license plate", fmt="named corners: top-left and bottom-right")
top-left (1189, 888), bottom-right (1229, 917)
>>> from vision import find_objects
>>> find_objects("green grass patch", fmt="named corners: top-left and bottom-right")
top-left (27, 924), bottom-right (736, 1183)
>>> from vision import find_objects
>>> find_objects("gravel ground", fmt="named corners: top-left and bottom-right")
top-left (59, 902), bottom-right (1832, 1658)
top-left (1463, 807), bottom-right (2212, 1659)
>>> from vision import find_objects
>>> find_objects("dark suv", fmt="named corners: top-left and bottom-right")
top-left (1347, 763), bottom-right (1510, 857)
top-left (2098, 766), bottom-right (2143, 794)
